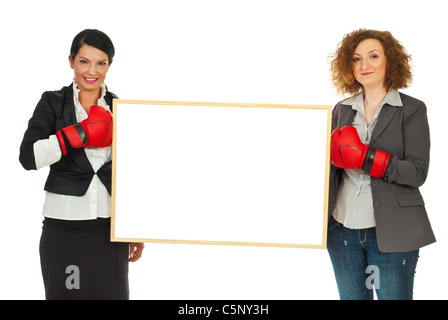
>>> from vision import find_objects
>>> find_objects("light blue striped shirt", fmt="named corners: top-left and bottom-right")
top-left (332, 90), bottom-right (403, 229)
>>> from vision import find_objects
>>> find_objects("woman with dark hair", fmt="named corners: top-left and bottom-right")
top-left (327, 29), bottom-right (435, 300)
top-left (19, 29), bottom-right (144, 300)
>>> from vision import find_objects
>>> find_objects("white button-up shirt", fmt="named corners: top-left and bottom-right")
top-left (332, 90), bottom-right (403, 229)
top-left (33, 81), bottom-right (112, 220)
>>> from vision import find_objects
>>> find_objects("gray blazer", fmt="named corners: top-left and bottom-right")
top-left (328, 92), bottom-right (436, 253)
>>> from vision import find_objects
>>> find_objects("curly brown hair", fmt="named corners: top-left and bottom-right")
top-left (329, 29), bottom-right (413, 96)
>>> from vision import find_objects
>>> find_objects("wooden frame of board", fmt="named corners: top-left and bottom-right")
top-left (111, 100), bottom-right (332, 249)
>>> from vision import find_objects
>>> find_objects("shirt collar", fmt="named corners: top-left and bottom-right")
top-left (72, 80), bottom-right (107, 102)
top-left (343, 90), bottom-right (403, 109)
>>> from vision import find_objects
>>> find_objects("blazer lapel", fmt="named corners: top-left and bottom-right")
top-left (335, 104), bottom-right (357, 129)
top-left (370, 104), bottom-right (398, 145)
top-left (104, 91), bottom-right (118, 113)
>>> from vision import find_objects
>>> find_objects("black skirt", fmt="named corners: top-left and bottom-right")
top-left (40, 217), bottom-right (129, 300)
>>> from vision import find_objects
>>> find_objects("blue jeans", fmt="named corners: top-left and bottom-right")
top-left (327, 216), bottom-right (419, 300)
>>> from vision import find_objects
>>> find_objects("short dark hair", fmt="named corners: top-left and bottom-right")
top-left (70, 29), bottom-right (115, 63)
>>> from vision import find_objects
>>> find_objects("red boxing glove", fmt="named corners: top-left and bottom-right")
top-left (56, 105), bottom-right (113, 156)
top-left (330, 126), bottom-right (391, 178)
top-left (81, 105), bottom-right (113, 148)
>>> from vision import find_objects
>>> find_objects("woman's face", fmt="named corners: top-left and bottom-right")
top-left (351, 38), bottom-right (387, 91)
top-left (69, 44), bottom-right (111, 94)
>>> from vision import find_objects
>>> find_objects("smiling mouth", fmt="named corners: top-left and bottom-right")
top-left (84, 77), bottom-right (98, 84)
top-left (361, 72), bottom-right (374, 76)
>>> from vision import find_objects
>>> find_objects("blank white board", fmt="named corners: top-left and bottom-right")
top-left (111, 100), bottom-right (331, 248)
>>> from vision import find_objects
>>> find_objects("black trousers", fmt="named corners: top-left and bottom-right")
top-left (40, 217), bottom-right (129, 300)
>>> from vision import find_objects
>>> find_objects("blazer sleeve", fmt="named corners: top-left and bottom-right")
top-left (19, 91), bottom-right (60, 170)
top-left (384, 98), bottom-right (430, 188)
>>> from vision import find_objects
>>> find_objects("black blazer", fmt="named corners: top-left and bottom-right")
top-left (328, 92), bottom-right (436, 253)
top-left (19, 84), bottom-right (118, 196)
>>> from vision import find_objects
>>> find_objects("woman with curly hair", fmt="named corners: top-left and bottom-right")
top-left (327, 29), bottom-right (435, 300)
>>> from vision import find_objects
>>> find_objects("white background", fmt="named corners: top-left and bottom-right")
top-left (1, 0), bottom-right (447, 299)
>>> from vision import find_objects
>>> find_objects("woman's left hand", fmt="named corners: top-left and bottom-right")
top-left (129, 242), bottom-right (145, 262)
